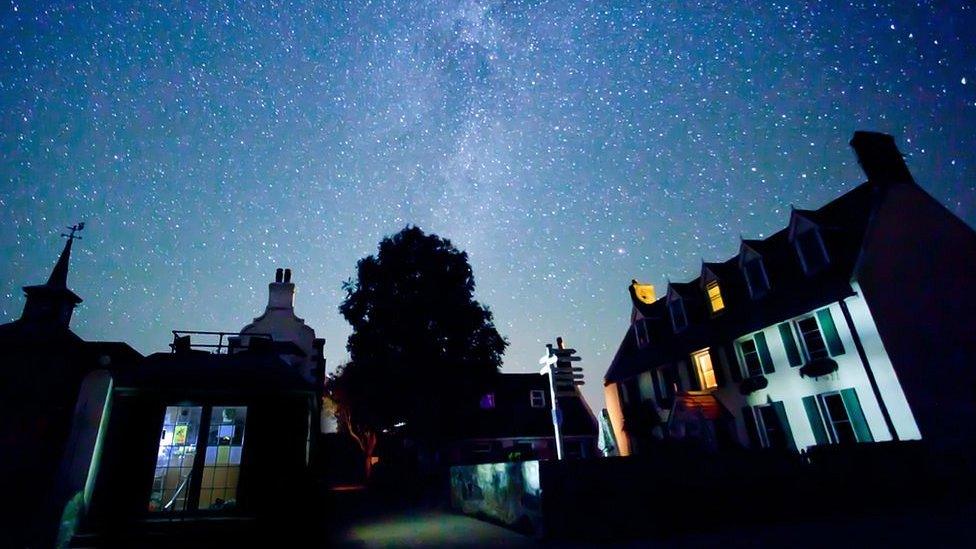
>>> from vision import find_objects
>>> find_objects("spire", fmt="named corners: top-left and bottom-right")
top-left (20, 223), bottom-right (85, 329)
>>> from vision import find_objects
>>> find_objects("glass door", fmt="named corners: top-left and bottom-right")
top-left (149, 405), bottom-right (248, 513)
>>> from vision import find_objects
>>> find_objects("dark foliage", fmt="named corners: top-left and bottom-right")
top-left (333, 226), bottom-right (507, 446)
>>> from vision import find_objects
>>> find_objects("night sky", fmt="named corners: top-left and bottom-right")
top-left (2, 1), bottom-right (974, 409)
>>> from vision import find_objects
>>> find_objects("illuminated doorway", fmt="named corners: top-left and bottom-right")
top-left (149, 405), bottom-right (247, 512)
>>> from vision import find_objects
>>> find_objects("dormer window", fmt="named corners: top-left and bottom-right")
top-left (743, 257), bottom-right (769, 298)
top-left (795, 227), bottom-right (829, 274)
top-left (669, 298), bottom-right (687, 332)
top-left (634, 319), bottom-right (651, 348)
top-left (706, 281), bottom-right (724, 314)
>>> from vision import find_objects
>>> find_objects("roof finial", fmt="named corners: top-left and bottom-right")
top-left (61, 222), bottom-right (85, 242)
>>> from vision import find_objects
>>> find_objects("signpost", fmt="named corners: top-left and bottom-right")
top-left (539, 337), bottom-right (584, 460)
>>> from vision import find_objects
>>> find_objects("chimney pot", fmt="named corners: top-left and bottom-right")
top-left (284, 268), bottom-right (292, 283)
top-left (275, 268), bottom-right (283, 283)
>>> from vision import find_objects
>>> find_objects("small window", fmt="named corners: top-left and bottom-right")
top-left (669, 298), bottom-right (687, 332)
top-left (479, 392), bottom-right (496, 410)
top-left (793, 308), bottom-right (845, 361)
top-left (754, 404), bottom-right (789, 449)
top-left (530, 390), bottom-right (546, 408)
top-left (634, 319), bottom-right (651, 348)
top-left (796, 228), bottom-right (828, 274)
top-left (692, 349), bottom-right (718, 390)
top-left (796, 316), bottom-right (829, 360)
top-left (706, 281), bottom-right (725, 313)
top-left (820, 393), bottom-right (856, 443)
top-left (736, 332), bottom-right (774, 377)
top-left (743, 257), bottom-right (769, 298)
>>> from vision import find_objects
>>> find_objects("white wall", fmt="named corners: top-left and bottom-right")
top-left (713, 295), bottom-right (921, 450)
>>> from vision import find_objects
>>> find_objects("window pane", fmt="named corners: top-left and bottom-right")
top-left (199, 406), bottom-right (248, 511)
top-left (758, 406), bottom-right (787, 449)
top-left (740, 340), bottom-right (763, 377)
top-left (822, 394), bottom-right (856, 444)
top-left (694, 350), bottom-right (717, 389)
top-left (798, 230), bottom-right (826, 272)
top-left (798, 317), bottom-right (828, 359)
top-left (150, 405), bottom-right (202, 513)
top-left (707, 282), bottom-right (724, 313)
top-left (745, 259), bottom-right (767, 294)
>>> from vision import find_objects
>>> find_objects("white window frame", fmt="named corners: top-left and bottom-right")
top-left (753, 404), bottom-right (779, 448)
top-left (793, 314), bottom-right (829, 361)
top-left (735, 334), bottom-right (765, 378)
top-left (816, 391), bottom-right (857, 444)
top-left (692, 348), bottom-right (718, 390)
top-left (529, 389), bottom-right (546, 408)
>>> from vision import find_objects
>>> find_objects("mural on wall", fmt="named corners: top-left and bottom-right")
top-left (450, 461), bottom-right (542, 535)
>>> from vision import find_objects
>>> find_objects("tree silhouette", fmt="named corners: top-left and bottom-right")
top-left (330, 226), bottom-right (506, 472)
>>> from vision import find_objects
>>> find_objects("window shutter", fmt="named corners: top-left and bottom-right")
top-left (754, 332), bottom-right (775, 374)
top-left (816, 308), bottom-right (845, 356)
top-left (710, 346), bottom-right (727, 387)
top-left (742, 406), bottom-right (761, 448)
top-left (729, 343), bottom-right (744, 382)
top-left (771, 401), bottom-right (797, 452)
top-left (778, 323), bottom-right (802, 366)
top-left (685, 360), bottom-right (701, 391)
top-left (840, 388), bottom-right (873, 442)
top-left (802, 396), bottom-right (828, 446)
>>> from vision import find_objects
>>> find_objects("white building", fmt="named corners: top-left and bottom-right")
top-left (604, 131), bottom-right (976, 456)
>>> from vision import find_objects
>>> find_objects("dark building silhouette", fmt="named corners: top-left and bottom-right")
top-left (0, 228), bottom-right (141, 547)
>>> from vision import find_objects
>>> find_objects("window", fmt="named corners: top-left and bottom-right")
top-left (634, 319), bottom-right (651, 348)
top-left (796, 228), bottom-right (829, 274)
top-left (796, 316), bottom-right (828, 360)
top-left (150, 405), bottom-right (248, 513)
top-left (480, 392), bottom-right (496, 410)
top-left (150, 406), bottom-right (202, 512)
top-left (743, 257), bottom-right (769, 298)
top-left (803, 389), bottom-right (873, 445)
top-left (530, 390), bottom-right (546, 408)
top-left (669, 298), bottom-right (687, 332)
top-left (793, 308), bottom-right (845, 361)
top-left (692, 349), bottom-right (718, 390)
top-left (753, 403), bottom-right (791, 449)
top-left (735, 332), bottom-right (774, 378)
top-left (706, 281), bottom-right (725, 313)
top-left (655, 366), bottom-right (677, 408)
top-left (199, 406), bottom-right (247, 510)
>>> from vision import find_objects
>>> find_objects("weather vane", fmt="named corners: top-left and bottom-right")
top-left (61, 222), bottom-right (85, 241)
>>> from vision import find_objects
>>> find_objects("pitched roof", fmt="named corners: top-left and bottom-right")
top-left (605, 181), bottom-right (877, 384)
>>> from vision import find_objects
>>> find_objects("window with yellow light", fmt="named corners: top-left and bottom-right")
top-left (692, 349), bottom-right (718, 390)
top-left (706, 280), bottom-right (724, 313)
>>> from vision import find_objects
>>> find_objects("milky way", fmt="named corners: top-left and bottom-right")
top-left (2, 1), bottom-right (974, 408)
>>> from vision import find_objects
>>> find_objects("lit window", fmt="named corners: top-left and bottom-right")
top-left (743, 257), bottom-right (769, 298)
top-left (706, 281), bottom-right (724, 313)
top-left (692, 349), bottom-right (718, 390)
top-left (530, 390), bottom-right (546, 408)
top-left (149, 405), bottom-right (247, 513)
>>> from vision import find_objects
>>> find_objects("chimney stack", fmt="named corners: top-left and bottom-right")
top-left (275, 268), bottom-right (283, 283)
top-left (850, 131), bottom-right (915, 186)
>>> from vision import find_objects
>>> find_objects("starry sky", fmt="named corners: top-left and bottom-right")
top-left (2, 1), bottom-right (974, 410)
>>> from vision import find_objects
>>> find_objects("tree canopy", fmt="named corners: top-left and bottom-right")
top-left (331, 226), bottom-right (507, 448)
